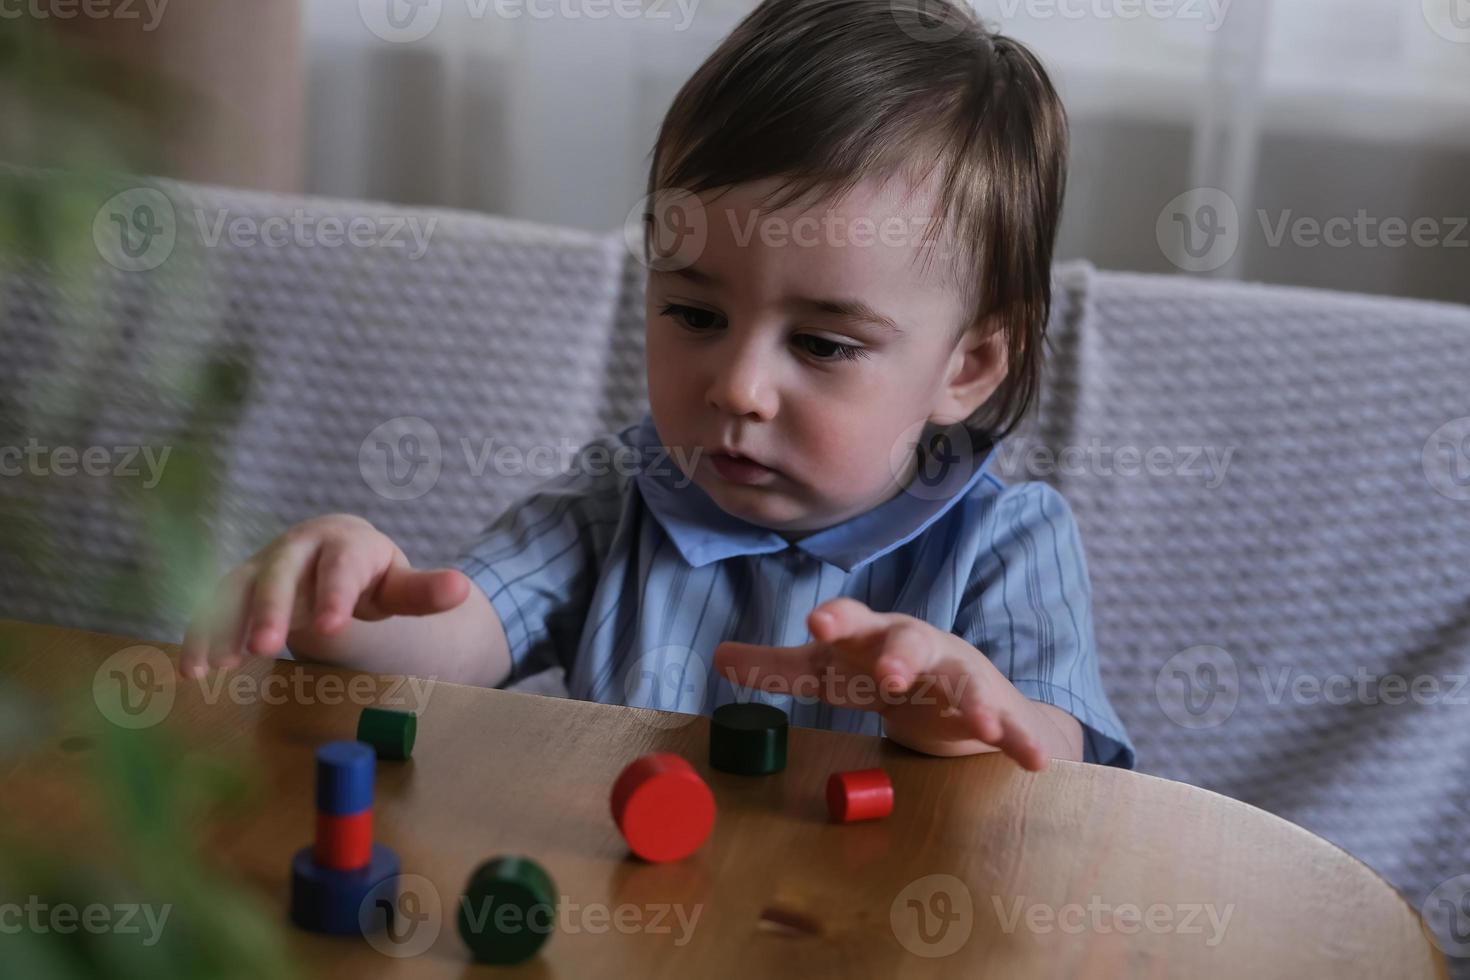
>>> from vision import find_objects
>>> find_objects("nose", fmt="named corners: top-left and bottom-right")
top-left (705, 335), bottom-right (778, 421)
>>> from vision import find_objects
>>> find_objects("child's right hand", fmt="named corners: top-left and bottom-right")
top-left (179, 513), bottom-right (471, 678)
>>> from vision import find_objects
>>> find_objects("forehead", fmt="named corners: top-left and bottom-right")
top-left (681, 171), bottom-right (963, 310)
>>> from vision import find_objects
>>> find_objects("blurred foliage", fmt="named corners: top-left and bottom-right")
top-left (0, 15), bottom-right (303, 980)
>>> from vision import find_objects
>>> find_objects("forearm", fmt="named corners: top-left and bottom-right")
top-left (1021, 699), bottom-right (1085, 764)
top-left (286, 585), bottom-right (511, 688)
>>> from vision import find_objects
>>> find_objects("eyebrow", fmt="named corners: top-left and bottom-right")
top-left (665, 265), bottom-right (906, 336)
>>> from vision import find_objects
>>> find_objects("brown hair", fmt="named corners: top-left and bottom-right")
top-left (645, 0), bottom-right (1068, 444)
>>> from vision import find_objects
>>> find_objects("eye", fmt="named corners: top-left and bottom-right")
top-left (795, 334), bottom-right (871, 363)
top-left (659, 303), bottom-right (722, 331)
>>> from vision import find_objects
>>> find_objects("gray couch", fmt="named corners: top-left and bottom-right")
top-left (4, 175), bottom-right (1468, 968)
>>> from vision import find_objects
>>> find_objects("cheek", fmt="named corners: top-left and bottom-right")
top-left (797, 417), bottom-right (905, 494)
top-left (644, 321), bottom-right (688, 403)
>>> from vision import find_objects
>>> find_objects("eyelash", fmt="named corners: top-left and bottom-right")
top-left (658, 303), bottom-right (871, 363)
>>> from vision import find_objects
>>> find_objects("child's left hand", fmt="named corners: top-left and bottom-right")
top-left (713, 596), bottom-right (1052, 771)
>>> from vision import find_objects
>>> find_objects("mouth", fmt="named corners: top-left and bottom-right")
top-left (706, 449), bottom-right (778, 486)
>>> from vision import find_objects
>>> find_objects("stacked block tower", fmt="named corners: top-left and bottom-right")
top-left (290, 740), bottom-right (400, 935)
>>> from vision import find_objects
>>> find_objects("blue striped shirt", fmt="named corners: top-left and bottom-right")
top-left (454, 412), bottom-right (1136, 768)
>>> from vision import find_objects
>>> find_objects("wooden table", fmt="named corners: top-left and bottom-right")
top-left (0, 619), bottom-right (1448, 979)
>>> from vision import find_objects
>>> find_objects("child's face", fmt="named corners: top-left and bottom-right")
top-left (644, 172), bottom-right (1005, 537)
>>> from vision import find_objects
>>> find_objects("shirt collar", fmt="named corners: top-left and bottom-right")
top-left (628, 412), bottom-right (999, 573)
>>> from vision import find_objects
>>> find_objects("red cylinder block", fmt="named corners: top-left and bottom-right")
top-left (314, 808), bottom-right (374, 870)
top-left (826, 768), bottom-right (894, 823)
top-left (611, 752), bottom-right (716, 863)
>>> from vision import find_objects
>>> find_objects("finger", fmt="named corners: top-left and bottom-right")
top-left (246, 537), bottom-right (320, 656)
top-left (969, 704), bottom-right (1045, 773)
top-left (213, 584), bottom-right (258, 673)
top-left (869, 621), bottom-right (941, 697)
top-left (181, 567), bottom-right (250, 679)
top-left (808, 596), bottom-right (891, 645)
top-left (712, 639), bottom-right (826, 692)
top-left (370, 565), bottom-right (472, 618)
top-left (313, 537), bottom-right (374, 634)
top-left (996, 712), bottom-right (1047, 772)
top-left (199, 565), bottom-right (258, 673)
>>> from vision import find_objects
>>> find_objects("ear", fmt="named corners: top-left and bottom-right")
top-left (928, 317), bottom-right (1009, 427)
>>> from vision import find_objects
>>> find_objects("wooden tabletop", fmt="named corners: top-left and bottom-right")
top-left (0, 619), bottom-right (1448, 979)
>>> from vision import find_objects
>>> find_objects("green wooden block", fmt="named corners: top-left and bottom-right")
top-left (709, 701), bottom-right (788, 775)
top-left (457, 855), bottom-right (557, 965)
top-left (356, 706), bottom-right (416, 761)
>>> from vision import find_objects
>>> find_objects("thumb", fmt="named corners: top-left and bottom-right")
top-left (372, 566), bottom-right (471, 617)
top-left (808, 596), bottom-right (889, 644)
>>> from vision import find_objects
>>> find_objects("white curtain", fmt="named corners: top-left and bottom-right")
top-left (304, 0), bottom-right (1470, 302)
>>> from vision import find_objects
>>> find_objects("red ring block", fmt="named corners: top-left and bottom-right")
top-left (610, 752), bottom-right (716, 862)
top-left (827, 768), bottom-right (894, 823)
top-left (314, 808), bottom-right (374, 870)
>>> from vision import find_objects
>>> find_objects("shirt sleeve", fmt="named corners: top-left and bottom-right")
top-left (952, 480), bottom-right (1137, 769)
top-left (451, 433), bottom-right (630, 687)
